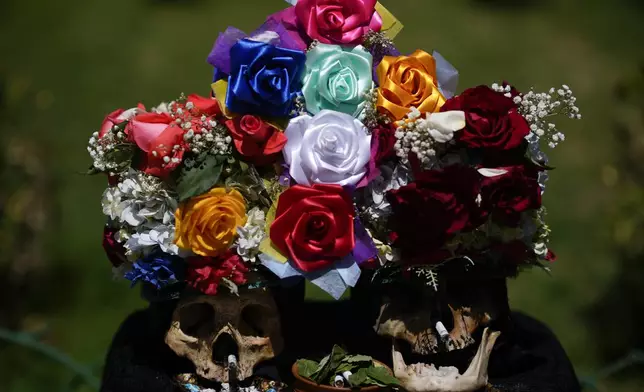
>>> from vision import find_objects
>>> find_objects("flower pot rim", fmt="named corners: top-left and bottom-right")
top-left (291, 360), bottom-right (391, 391)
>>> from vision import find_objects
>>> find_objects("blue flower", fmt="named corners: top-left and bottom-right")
top-left (125, 253), bottom-right (183, 290)
top-left (227, 39), bottom-right (306, 117)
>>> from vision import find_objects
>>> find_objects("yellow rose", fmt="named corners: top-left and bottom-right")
top-left (174, 187), bottom-right (247, 257)
top-left (376, 50), bottom-right (446, 121)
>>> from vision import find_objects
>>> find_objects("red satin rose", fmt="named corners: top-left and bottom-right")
top-left (225, 115), bottom-right (287, 165)
top-left (480, 166), bottom-right (542, 226)
top-left (128, 112), bottom-right (186, 177)
top-left (386, 165), bottom-right (483, 264)
top-left (441, 85), bottom-right (530, 151)
top-left (103, 227), bottom-right (127, 268)
top-left (268, 0), bottom-right (382, 49)
top-left (186, 94), bottom-right (222, 117)
top-left (186, 252), bottom-right (250, 296)
top-left (270, 184), bottom-right (355, 272)
top-left (98, 104), bottom-right (145, 138)
top-left (371, 123), bottom-right (397, 165)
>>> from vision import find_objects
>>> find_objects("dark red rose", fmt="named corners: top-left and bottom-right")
top-left (270, 184), bottom-right (355, 272)
top-left (225, 115), bottom-right (287, 165)
top-left (545, 249), bottom-right (557, 262)
top-left (386, 165), bottom-right (483, 263)
top-left (372, 123), bottom-right (397, 164)
top-left (103, 227), bottom-right (127, 268)
top-left (441, 85), bottom-right (530, 151)
top-left (480, 166), bottom-right (542, 226)
top-left (186, 252), bottom-right (249, 295)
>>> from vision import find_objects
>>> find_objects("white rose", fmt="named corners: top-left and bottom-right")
top-left (283, 110), bottom-right (371, 186)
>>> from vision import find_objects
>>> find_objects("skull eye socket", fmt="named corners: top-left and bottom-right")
top-left (239, 304), bottom-right (271, 337)
top-left (178, 302), bottom-right (216, 337)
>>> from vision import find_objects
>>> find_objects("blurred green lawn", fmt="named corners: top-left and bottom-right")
top-left (0, 0), bottom-right (643, 391)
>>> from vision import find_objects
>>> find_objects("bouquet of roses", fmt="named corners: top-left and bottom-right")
top-left (89, 0), bottom-right (581, 299)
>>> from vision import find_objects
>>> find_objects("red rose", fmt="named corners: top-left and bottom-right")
top-left (129, 112), bottom-right (186, 177)
top-left (480, 166), bottom-right (542, 226)
top-left (386, 165), bottom-right (482, 263)
top-left (103, 227), bottom-right (127, 268)
top-left (186, 94), bottom-right (222, 117)
top-left (225, 115), bottom-right (287, 165)
top-left (186, 252), bottom-right (250, 296)
top-left (441, 85), bottom-right (530, 150)
top-left (372, 123), bottom-right (397, 164)
top-left (270, 184), bottom-right (355, 272)
top-left (490, 240), bottom-right (533, 263)
top-left (98, 104), bottom-right (145, 138)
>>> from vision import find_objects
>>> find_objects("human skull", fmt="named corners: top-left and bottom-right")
top-left (374, 271), bottom-right (508, 391)
top-left (165, 288), bottom-right (283, 382)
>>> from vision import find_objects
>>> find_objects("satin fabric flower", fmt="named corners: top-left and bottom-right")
top-left (128, 94), bottom-right (220, 177)
top-left (270, 184), bottom-right (355, 272)
top-left (302, 44), bottom-right (373, 117)
top-left (99, 105), bottom-right (145, 138)
top-left (224, 115), bottom-right (287, 165)
top-left (376, 50), bottom-right (446, 121)
top-left (267, 0), bottom-right (382, 50)
top-left (441, 85), bottom-right (530, 151)
top-left (174, 188), bottom-right (247, 257)
top-left (283, 110), bottom-right (371, 186)
top-left (227, 39), bottom-right (306, 117)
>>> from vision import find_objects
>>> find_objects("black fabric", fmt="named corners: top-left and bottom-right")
top-left (101, 299), bottom-right (580, 392)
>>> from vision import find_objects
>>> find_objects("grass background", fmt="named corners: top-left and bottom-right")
top-left (1, 0), bottom-right (643, 390)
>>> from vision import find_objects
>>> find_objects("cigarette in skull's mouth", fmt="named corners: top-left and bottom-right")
top-left (227, 354), bottom-right (238, 390)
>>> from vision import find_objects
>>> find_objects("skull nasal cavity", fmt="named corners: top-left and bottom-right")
top-left (212, 333), bottom-right (239, 364)
top-left (179, 303), bottom-right (216, 337)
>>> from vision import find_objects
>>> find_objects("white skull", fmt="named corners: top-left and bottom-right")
top-left (165, 288), bottom-right (283, 382)
top-left (374, 274), bottom-right (506, 391)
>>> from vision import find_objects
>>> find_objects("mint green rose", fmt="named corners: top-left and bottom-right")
top-left (302, 44), bottom-right (373, 117)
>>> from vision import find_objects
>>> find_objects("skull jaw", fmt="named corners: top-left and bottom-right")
top-left (392, 327), bottom-right (501, 392)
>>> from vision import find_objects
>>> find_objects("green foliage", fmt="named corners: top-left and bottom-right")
top-left (175, 153), bottom-right (226, 201)
top-left (296, 345), bottom-right (399, 388)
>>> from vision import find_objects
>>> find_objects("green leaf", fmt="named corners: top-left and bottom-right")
top-left (312, 345), bottom-right (346, 383)
top-left (348, 368), bottom-right (368, 387)
top-left (310, 354), bottom-right (330, 382)
top-left (365, 366), bottom-right (400, 386)
top-left (343, 354), bottom-right (373, 363)
top-left (296, 359), bottom-right (319, 379)
top-left (176, 154), bottom-right (225, 201)
top-left (86, 165), bottom-right (102, 175)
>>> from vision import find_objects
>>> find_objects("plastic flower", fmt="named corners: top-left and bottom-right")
top-left (124, 253), bottom-right (182, 289)
top-left (125, 223), bottom-right (181, 257)
top-left (283, 110), bottom-right (371, 186)
top-left (302, 44), bottom-right (373, 117)
top-left (174, 188), bottom-right (247, 257)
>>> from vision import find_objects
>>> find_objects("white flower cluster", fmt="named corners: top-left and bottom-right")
top-left (102, 169), bottom-right (181, 257)
top-left (87, 128), bottom-right (129, 174)
top-left (491, 83), bottom-right (581, 149)
top-left (235, 207), bottom-right (266, 263)
top-left (168, 99), bottom-right (232, 157)
top-left (393, 107), bottom-right (465, 167)
top-left (180, 114), bottom-right (232, 156)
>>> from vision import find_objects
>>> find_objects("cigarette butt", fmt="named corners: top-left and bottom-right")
top-left (333, 375), bottom-right (345, 388)
top-left (436, 321), bottom-right (450, 340)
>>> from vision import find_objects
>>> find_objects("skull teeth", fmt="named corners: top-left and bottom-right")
top-left (392, 327), bottom-right (501, 392)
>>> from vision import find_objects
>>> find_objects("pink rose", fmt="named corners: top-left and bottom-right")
top-left (128, 112), bottom-right (185, 177)
top-left (98, 104), bottom-right (145, 138)
top-left (267, 0), bottom-right (382, 50)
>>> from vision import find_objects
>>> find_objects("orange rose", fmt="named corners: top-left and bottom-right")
top-left (174, 188), bottom-right (247, 257)
top-left (376, 50), bottom-right (446, 121)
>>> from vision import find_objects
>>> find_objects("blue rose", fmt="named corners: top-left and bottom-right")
top-left (227, 39), bottom-right (306, 117)
top-left (125, 253), bottom-right (183, 289)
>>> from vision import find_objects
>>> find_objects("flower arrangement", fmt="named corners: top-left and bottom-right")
top-left (90, 0), bottom-right (581, 299)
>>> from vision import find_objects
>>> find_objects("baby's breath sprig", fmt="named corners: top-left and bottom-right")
top-left (362, 30), bottom-right (397, 59)
top-left (87, 121), bottom-right (135, 175)
top-left (361, 88), bottom-right (391, 131)
top-left (492, 83), bottom-right (582, 149)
